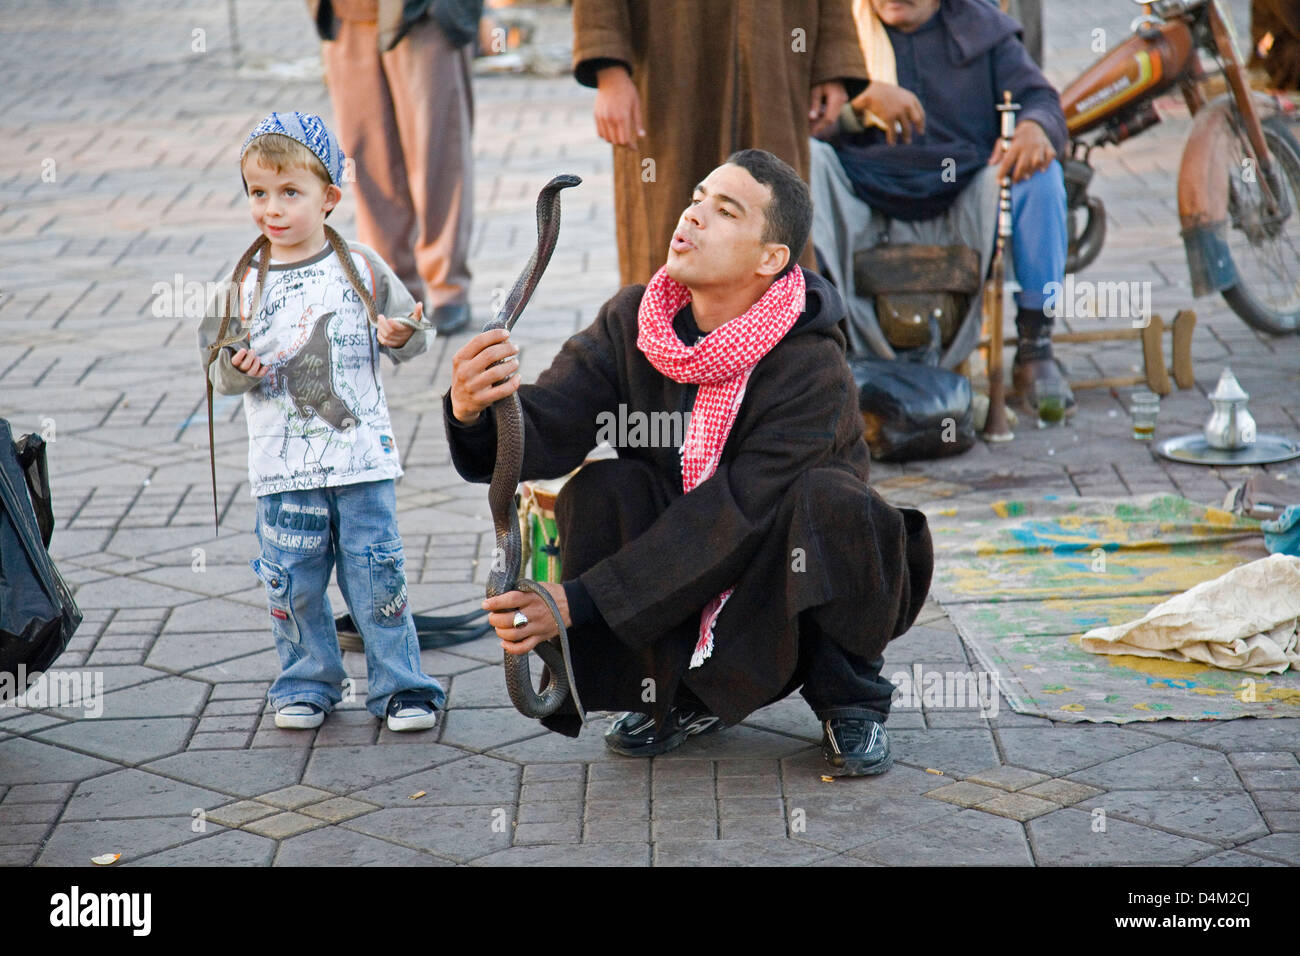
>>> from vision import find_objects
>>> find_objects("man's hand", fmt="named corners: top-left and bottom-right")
top-left (377, 302), bottom-right (421, 348)
top-left (230, 347), bottom-right (270, 378)
top-left (483, 582), bottom-right (571, 655)
top-left (989, 120), bottom-right (1055, 183)
top-left (809, 80), bottom-right (848, 137)
top-left (449, 327), bottom-right (520, 424)
top-left (593, 64), bottom-right (644, 148)
top-left (849, 81), bottom-right (925, 144)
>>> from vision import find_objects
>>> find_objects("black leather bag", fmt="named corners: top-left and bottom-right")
top-left (0, 419), bottom-right (81, 697)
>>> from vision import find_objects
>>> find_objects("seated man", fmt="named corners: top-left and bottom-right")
top-left (444, 149), bottom-right (933, 776)
top-left (810, 0), bottom-right (1070, 410)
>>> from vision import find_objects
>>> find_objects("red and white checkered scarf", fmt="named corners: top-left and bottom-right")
top-left (636, 265), bottom-right (806, 667)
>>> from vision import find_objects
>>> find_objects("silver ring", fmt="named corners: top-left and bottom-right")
top-left (512, 611), bottom-right (529, 629)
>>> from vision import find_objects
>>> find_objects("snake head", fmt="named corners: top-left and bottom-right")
top-left (544, 174), bottom-right (583, 193)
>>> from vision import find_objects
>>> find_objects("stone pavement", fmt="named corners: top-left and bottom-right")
top-left (0, 0), bottom-right (1297, 867)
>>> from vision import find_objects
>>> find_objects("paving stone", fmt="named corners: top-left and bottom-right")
top-left (36, 816), bottom-right (213, 866)
top-left (885, 728), bottom-right (1000, 777)
top-left (490, 728), bottom-right (612, 763)
top-left (651, 775), bottom-right (715, 798)
top-left (207, 801), bottom-right (280, 828)
top-left (210, 682), bottom-right (270, 700)
top-left (201, 698), bottom-right (265, 716)
top-left (518, 800), bottom-right (574, 824)
top-left (715, 775), bottom-right (781, 797)
top-left (0, 802), bottom-right (62, 825)
top-left (0, 736), bottom-right (120, 783)
top-left (1248, 782), bottom-right (1300, 810)
top-left (717, 796), bottom-right (784, 819)
top-left (648, 725), bottom-right (812, 762)
top-left (438, 706), bottom-right (545, 751)
top-left (648, 797), bottom-right (714, 821)
top-left (522, 762), bottom-right (586, 784)
top-left (32, 716), bottom-right (192, 765)
top-left (1, 781), bottom-right (76, 803)
top-left (0, 845), bottom-right (40, 866)
top-left (995, 726), bottom-right (1160, 777)
top-left (298, 796), bottom-right (379, 823)
top-left (1262, 811), bottom-right (1300, 831)
top-left (1067, 741), bottom-right (1244, 791)
top-left (781, 751), bottom-right (953, 798)
top-left (1230, 833), bottom-right (1300, 864)
top-left (143, 748), bottom-right (310, 799)
top-left (1227, 751), bottom-right (1299, 770)
top-left (926, 781), bottom-right (1007, 808)
top-left (585, 797), bottom-right (651, 821)
top-left (190, 732), bottom-right (253, 749)
top-left (48, 674), bottom-right (208, 720)
top-left (966, 765), bottom-right (1051, 792)
top-left (1182, 717), bottom-right (1300, 753)
top-left (1239, 769), bottom-right (1300, 791)
top-left (471, 842), bottom-right (650, 866)
top-left (653, 838), bottom-right (827, 866)
top-left (275, 826), bottom-right (454, 866)
top-left (258, 784), bottom-right (334, 810)
top-left (343, 805), bottom-right (514, 863)
top-left (1026, 808), bottom-right (1220, 865)
top-left (1187, 850), bottom-right (1286, 867)
top-left (514, 820), bottom-right (582, 845)
top-left (243, 811), bottom-right (327, 839)
top-left (975, 791), bottom-right (1061, 821)
top-left (1020, 779), bottom-right (1103, 806)
top-left (853, 808), bottom-right (1034, 865)
top-left (63, 768), bottom-right (229, 821)
top-left (0, 713), bottom-right (70, 733)
top-left (520, 780), bottom-right (584, 803)
top-left (301, 742), bottom-right (463, 792)
top-left (652, 817), bottom-right (717, 841)
top-left (348, 754), bottom-right (520, 808)
top-left (0, 824), bottom-right (52, 845)
top-left (789, 792), bottom-right (959, 852)
top-left (126, 829), bottom-right (278, 866)
top-left (584, 817), bottom-right (650, 842)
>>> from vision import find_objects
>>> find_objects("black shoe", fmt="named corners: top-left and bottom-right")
top-left (821, 717), bottom-right (893, 776)
top-left (431, 302), bottom-right (471, 335)
top-left (604, 706), bottom-right (725, 757)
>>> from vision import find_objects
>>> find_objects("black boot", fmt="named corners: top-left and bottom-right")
top-left (1011, 306), bottom-right (1075, 416)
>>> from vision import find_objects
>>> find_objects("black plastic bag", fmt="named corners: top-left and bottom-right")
top-left (0, 419), bottom-right (81, 699)
top-left (851, 357), bottom-right (976, 462)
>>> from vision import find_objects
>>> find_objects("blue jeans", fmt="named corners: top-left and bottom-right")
top-left (251, 479), bottom-right (445, 718)
top-left (1010, 159), bottom-right (1068, 313)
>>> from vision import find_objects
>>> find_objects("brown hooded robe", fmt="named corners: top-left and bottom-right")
top-left (573, 0), bottom-right (870, 287)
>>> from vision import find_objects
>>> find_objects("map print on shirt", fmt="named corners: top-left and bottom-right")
top-left (239, 247), bottom-right (402, 497)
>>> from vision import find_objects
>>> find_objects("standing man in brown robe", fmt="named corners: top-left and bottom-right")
top-left (573, 0), bottom-right (870, 287)
top-left (444, 150), bottom-right (933, 776)
top-left (307, 0), bottom-right (479, 334)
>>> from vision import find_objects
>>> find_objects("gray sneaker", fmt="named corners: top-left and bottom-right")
top-left (604, 706), bottom-right (725, 757)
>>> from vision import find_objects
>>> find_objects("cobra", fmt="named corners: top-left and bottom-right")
top-left (484, 174), bottom-right (586, 722)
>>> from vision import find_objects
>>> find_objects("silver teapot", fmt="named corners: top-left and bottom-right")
top-left (1204, 368), bottom-right (1256, 450)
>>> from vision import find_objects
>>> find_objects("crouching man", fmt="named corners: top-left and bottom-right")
top-left (444, 149), bottom-right (933, 775)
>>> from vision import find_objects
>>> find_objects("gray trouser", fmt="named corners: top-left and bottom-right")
top-left (808, 137), bottom-right (1000, 370)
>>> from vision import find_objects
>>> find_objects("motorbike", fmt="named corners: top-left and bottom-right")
top-left (1060, 0), bottom-right (1300, 335)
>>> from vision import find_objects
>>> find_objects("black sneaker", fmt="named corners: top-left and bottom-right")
top-left (604, 706), bottom-right (725, 757)
top-left (821, 717), bottom-right (892, 776)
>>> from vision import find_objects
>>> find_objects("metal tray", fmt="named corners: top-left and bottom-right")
top-left (1154, 433), bottom-right (1300, 466)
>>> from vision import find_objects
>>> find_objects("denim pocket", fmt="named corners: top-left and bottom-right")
top-left (369, 539), bottom-right (409, 629)
top-left (251, 556), bottom-right (302, 645)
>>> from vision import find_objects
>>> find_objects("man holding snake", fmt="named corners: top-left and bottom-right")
top-left (443, 149), bottom-right (933, 776)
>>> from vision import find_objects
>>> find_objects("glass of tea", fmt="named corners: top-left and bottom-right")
top-left (1036, 379), bottom-right (1067, 428)
top-left (1130, 390), bottom-right (1160, 440)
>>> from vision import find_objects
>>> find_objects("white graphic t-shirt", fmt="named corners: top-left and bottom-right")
top-left (237, 244), bottom-right (403, 496)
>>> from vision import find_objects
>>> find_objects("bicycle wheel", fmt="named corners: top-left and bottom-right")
top-left (1220, 114), bottom-right (1300, 335)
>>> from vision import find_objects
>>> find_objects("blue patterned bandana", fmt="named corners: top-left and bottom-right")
top-left (240, 111), bottom-right (345, 186)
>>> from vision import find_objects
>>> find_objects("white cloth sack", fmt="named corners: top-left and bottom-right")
top-left (1080, 553), bottom-right (1300, 674)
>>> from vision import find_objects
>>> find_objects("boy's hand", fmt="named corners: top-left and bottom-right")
top-left (450, 328), bottom-right (520, 424)
top-left (230, 347), bottom-right (270, 378)
top-left (377, 303), bottom-right (420, 348)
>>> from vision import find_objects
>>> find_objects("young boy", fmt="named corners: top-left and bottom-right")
top-left (197, 111), bottom-right (445, 731)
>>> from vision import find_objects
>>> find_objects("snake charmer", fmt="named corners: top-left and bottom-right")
top-left (444, 149), bottom-right (934, 775)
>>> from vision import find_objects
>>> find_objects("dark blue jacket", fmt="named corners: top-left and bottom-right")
top-left (831, 0), bottom-right (1067, 220)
